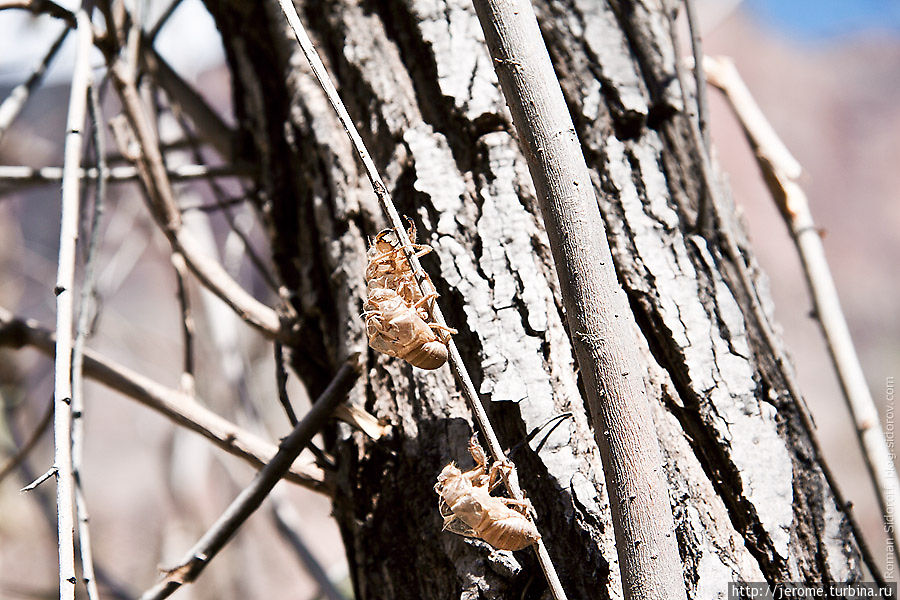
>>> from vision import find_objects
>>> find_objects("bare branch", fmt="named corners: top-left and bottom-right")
top-left (69, 80), bottom-right (109, 600)
top-left (705, 54), bottom-right (900, 572)
top-left (471, 1), bottom-right (686, 598)
top-left (54, 10), bottom-right (93, 598)
top-left (275, 1), bottom-right (568, 596)
top-left (21, 466), bottom-right (57, 492)
top-left (0, 26), bottom-right (69, 142)
top-left (0, 306), bottom-right (330, 493)
top-left (138, 357), bottom-right (361, 600)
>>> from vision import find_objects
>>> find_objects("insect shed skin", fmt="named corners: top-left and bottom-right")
top-left (363, 223), bottom-right (453, 370)
top-left (434, 437), bottom-right (541, 551)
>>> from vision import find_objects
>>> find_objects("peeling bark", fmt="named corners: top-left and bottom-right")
top-left (203, 0), bottom-right (863, 598)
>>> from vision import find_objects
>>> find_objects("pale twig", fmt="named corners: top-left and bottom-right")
top-left (107, 60), bottom-right (285, 340)
top-left (0, 163), bottom-right (251, 188)
top-left (276, 1), bottom-right (568, 596)
top-left (54, 10), bottom-right (92, 599)
top-left (139, 357), bottom-right (361, 600)
top-left (472, 1), bottom-right (686, 598)
top-left (0, 26), bottom-right (68, 142)
top-left (705, 54), bottom-right (900, 571)
top-left (21, 466), bottom-right (57, 492)
top-left (70, 80), bottom-right (108, 600)
top-left (0, 398), bottom-right (53, 485)
top-left (0, 306), bottom-right (330, 493)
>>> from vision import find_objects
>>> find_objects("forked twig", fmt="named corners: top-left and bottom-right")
top-left (54, 10), bottom-right (93, 599)
top-left (138, 357), bottom-right (361, 600)
top-left (0, 306), bottom-right (329, 493)
top-left (705, 54), bottom-right (900, 571)
top-left (275, 1), bottom-right (568, 597)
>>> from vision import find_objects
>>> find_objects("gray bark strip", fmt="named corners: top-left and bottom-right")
top-left (203, 0), bottom-right (865, 597)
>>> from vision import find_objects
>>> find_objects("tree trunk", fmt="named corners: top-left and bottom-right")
top-left (202, 0), bottom-right (863, 597)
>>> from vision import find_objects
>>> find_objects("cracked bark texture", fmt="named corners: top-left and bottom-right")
top-left (202, 0), bottom-right (863, 598)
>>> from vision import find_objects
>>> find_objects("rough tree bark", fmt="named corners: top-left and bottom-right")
top-left (201, 1), bottom-right (864, 598)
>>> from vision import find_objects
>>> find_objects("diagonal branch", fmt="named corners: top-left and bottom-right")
top-left (275, 1), bottom-right (568, 597)
top-left (471, 1), bottom-right (686, 598)
top-left (705, 54), bottom-right (900, 572)
top-left (138, 357), bottom-right (361, 600)
top-left (0, 306), bottom-right (330, 493)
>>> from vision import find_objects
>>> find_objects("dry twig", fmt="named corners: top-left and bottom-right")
top-left (138, 357), bottom-right (361, 600)
top-left (705, 54), bottom-right (900, 570)
top-left (471, 1), bottom-right (686, 598)
top-left (53, 10), bottom-right (93, 598)
top-left (276, 1), bottom-right (568, 597)
top-left (0, 306), bottom-right (329, 493)
top-left (69, 80), bottom-right (108, 600)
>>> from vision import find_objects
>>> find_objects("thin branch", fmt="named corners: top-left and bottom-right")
top-left (0, 306), bottom-right (330, 493)
top-left (276, 1), bottom-right (568, 597)
top-left (705, 54), bottom-right (900, 573)
top-left (0, 398), bottom-right (53, 485)
top-left (470, 1), bottom-right (686, 598)
top-left (106, 60), bottom-right (286, 340)
top-left (69, 80), bottom-right (108, 600)
top-left (0, 26), bottom-right (69, 142)
top-left (21, 466), bottom-right (57, 492)
top-left (138, 357), bottom-right (361, 600)
top-left (54, 10), bottom-right (93, 599)
top-left (0, 163), bottom-right (251, 189)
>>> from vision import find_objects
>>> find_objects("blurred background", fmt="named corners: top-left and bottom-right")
top-left (0, 0), bottom-right (897, 597)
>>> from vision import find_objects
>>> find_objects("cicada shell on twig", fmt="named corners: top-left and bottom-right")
top-left (363, 221), bottom-right (455, 370)
top-left (434, 436), bottom-right (541, 551)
